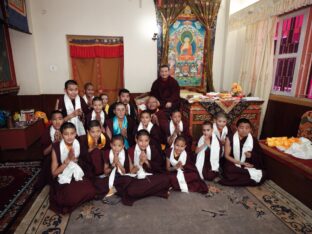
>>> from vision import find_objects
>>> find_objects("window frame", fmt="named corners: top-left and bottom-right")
top-left (271, 8), bottom-right (310, 97)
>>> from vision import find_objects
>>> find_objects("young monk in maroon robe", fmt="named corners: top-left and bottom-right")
top-left (125, 130), bottom-right (170, 205)
top-left (50, 122), bottom-right (96, 214)
top-left (100, 93), bottom-right (110, 115)
top-left (79, 120), bottom-right (110, 199)
top-left (219, 118), bottom-right (267, 186)
top-left (146, 96), bottom-right (169, 150)
top-left (195, 121), bottom-right (222, 181)
top-left (103, 135), bottom-right (134, 203)
top-left (166, 136), bottom-right (208, 194)
top-left (56, 80), bottom-right (89, 136)
top-left (82, 82), bottom-right (95, 108)
top-left (150, 65), bottom-right (180, 113)
top-left (106, 102), bottom-right (136, 150)
top-left (85, 97), bottom-right (110, 140)
top-left (136, 110), bottom-right (163, 152)
top-left (163, 110), bottom-right (192, 151)
top-left (36, 110), bottom-right (64, 189)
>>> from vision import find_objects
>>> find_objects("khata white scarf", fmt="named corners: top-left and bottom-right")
top-left (64, 94), bottom-right (86, 136)
top-left (169, 148), bottom-right (188, 193)
top-left (50, 125), bottom-right (56, 142)
top-left (58, 139), bottom-right (84, 184)
top-left (169, 120), bottom-right (183, 148)
top-left (195, 133), bottom-right (220, 179)
top-left (133, 144), bottom-right (153, 179)
top-left (108, 149), bottom-right (126, 189)
top-left (126, 104), bottom-right (131, 115)
top-left (82, 95), bottom-right (94, 105)
top-left (213, 123), bottom-right (228, 141)
top-left (138, 122), bottom-right (153, 133)
top-left (213, 123), bottom-right (228, 155)
top-left (91, 110), bottom-right (105, 125)
top-left (233, 132), bottom-right (262, 183)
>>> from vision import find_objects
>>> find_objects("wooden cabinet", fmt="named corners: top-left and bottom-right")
top-left (181, 99), bottom-right (264, 143)
top-left (0, 120), bottom-right (44, 150)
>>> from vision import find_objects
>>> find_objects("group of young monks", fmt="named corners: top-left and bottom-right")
top-left (37, 65), bottom-right (266, 214)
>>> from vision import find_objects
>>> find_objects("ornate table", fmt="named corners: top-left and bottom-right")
top-left (181, 98), bottom-right (264, 142)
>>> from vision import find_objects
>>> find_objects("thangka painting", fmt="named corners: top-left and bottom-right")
top-left (168, 6), bottom-right (205, 87)
top-left (0, 22), bottom-right (18, 94)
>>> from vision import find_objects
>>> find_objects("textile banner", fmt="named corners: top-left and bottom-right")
top-left (0, 22), bottom-right (17, 90)
top-left (3, 0), bottom-right (30, 33)
top-left (168, 6), bottom-right (205, 88)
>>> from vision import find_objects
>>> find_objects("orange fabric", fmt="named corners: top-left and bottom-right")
top-left (72, 57), bottom-right (123, 104)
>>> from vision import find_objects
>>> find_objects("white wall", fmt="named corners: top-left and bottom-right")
top-left (223, 26), bottom-right (246, 90)
top-left (10, 0), bottom-right (158, 95)
top-left (230, 0), bottom-right (259, 15)
top-left (213, 0), bottom-right (230, 92)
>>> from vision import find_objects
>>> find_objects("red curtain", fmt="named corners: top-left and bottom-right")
top-left (70, 43), bottom-right (124, 58)
top-left (69, 37), bottom-right (124, 103)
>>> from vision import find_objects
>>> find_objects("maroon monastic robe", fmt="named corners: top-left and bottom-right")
top-left (197, 136), bottom-right (222, 181)
top-left (49, 142), bottom-right (96, 214)
top-left (36, 125), bottom-right (54, 189)
top-left (103, 149), bottom-right (134, 205)
top-left (78, 136), bottom-right (110, 198)
top-left (128, 145), bottom-right (165, 174)
top-left (57, 95), bottom-right (89, 123)
top-left (165, 149), bottom-right (208, 194)
top-left (162, 119), bottom-right (193, 151)
top-left (135, 124), bottom-right (163, 152)
top-left (150, 76), bottom-right (180, 111)
top-left (84, 110), bottom-right (108, 130)
top-left (218, 136), bottom-right (267, 186)
top-left (123, 146), bottom-right (170, 206)
top-left (148, 108), bottom-right (169, 145)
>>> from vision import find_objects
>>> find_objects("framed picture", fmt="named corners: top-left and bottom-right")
top-left (0, 22), bottom-right (19, 94)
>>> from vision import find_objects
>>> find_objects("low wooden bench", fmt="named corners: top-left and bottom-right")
top-left (260, 140), bottom-right (312, 209)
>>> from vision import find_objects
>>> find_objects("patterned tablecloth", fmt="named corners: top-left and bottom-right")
top-left (181, 98), bottom-right (264, 142)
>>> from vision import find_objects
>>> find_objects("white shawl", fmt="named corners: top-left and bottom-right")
top-left (213, 123), bottom-right (228, 141)
top-left (233, 132), bottom-right (262, 183)
top-left (82, 95), bottom-right (94, 105)
top-left (137, 122), bottom-right (153, 133)
top-left (50, 125), bottom-right (56, 142)
top-left (126, 104), bottom-right (131, 115)
top-left (213, 123), bottom-right (228, 155)
top-left (58, 139), bottom-right (84, 184)
top-left (133, 144), bottom-right (153, 179)
top-left (64, 94), bottom-right (86, 136)
top-left (108, 149), bottom-right (126, 189)
top-left (169, 148), bottom-right (189, 193)
top-left (195, 133), bottom-right (220, 179)
top-left (169, 120), bottom-right (183, 148)
top-left (91, 110), bottom-right (105, 125)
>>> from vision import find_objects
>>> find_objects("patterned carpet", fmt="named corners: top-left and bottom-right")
top-left (16, 180), bottom-right (312, 234)
top-left (0, 161), bottom-right (41, 233)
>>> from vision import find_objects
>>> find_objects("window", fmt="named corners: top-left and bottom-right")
top-left (272, 8), bottom-right (310, 97)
